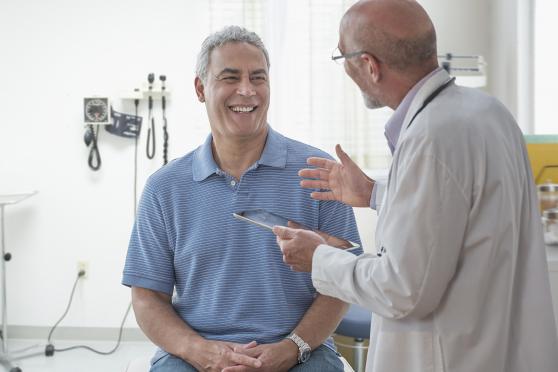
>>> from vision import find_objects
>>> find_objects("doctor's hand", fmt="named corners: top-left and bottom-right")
top-left (287, 221), bottom-right (353, 249)
top-left (273, 226), bottom-right (326, 272)
top-left (299, 144), bottom-right (374, 207)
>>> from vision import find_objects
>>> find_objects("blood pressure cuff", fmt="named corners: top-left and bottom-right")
top-left (106, 109), bottom-right (142, 138)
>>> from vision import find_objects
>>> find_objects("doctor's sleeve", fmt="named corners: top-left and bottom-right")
top-left (318, 198), bottom-right (362, 256)
top-left (370, 181), bottom-right (386, 211)
top-left (312, 151), bottom-right (470, 319)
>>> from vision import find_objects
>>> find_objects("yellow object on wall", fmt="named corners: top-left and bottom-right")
top-left (525, 135), bottom-right (558, 184)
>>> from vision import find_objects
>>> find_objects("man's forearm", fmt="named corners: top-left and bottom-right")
top-left (292, 294), bottom-right (349, 349)
top-left (131, 287), bottom-right (204, 365)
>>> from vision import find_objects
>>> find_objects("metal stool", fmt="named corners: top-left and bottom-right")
top-left (0, 191), bottom-right (39, 372)
top-left (335, 304), bottom-right (372, 372)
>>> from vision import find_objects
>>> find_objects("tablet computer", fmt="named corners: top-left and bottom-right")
top-left (233, 209), bottom-right (360, 251)
top-left (233, 209), bottom-right (289, 231)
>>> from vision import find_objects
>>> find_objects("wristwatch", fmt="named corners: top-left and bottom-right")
top-left (286, 333), bottom-right (311, 363)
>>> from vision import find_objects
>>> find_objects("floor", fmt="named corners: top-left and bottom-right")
top-left (2, 339), bottom-right (156, 372)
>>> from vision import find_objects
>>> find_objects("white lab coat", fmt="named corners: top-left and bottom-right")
top-left (312, 69), bottom-right (558, 372)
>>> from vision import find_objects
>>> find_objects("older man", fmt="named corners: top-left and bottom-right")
top-left (274, 1), bottom-right (558, 371)
top-left (122, 26), bottom-right (361, 372)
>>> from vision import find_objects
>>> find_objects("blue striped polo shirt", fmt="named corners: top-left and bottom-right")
top-left (122, 126), bottom-right (361, 361)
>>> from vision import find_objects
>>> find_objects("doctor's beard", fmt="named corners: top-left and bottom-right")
top-left (362, 91), bottom-right (385, 109)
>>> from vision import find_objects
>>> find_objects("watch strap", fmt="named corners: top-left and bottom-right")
top-left (286, 333), bottom-right (311, 363)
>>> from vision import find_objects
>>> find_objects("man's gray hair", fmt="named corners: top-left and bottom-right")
top-left (195, 25), bottom-right (270, 83)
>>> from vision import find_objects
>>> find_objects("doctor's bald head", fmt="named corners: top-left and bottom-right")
top-left (341, 0), bottom-right (438, 74)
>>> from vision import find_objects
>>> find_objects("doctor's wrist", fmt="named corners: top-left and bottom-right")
top-left (353, 178), bottom-right (375, 207)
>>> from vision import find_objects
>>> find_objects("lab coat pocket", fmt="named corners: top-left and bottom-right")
top-left (369, 330), bottom-right (435, 372)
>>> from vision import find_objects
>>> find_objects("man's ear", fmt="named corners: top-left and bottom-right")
top-left (194, 77), bottom-right (205, 102)
top-left (361, 54), bottom-right (381, 83)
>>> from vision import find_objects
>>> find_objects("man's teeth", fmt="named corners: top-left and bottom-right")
top-left (230, 106), bottom-right (255, 112)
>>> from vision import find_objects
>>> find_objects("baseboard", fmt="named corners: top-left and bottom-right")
top-left (7, 325), bottom-right (149, 341)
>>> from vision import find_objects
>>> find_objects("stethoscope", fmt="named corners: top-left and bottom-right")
top-left (146, 73), bottom-right (156, 159)
top-left (406, 77), bottom-right (456, 129)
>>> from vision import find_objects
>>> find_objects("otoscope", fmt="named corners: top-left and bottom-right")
top-left (146, 73), bottom-right (156, 159)
top-left (160, 75), bottom-right (169, 165)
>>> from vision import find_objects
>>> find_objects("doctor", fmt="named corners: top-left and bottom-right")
top-left (274, 0), bottom-right (558, 371)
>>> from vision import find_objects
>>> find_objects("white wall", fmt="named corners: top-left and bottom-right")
top-left (422, 0), bottom-right (527, 127)
top-left (422, 0), bottom-right (490, 65)
top-left (488, 0), bottom-right (520, 126)
top-left (0, 0), bottom-right (522, 330)
top-left (0, 0), bottom-right (212, 329)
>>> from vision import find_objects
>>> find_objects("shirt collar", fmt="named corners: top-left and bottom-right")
top-left (384, 67), bottom-right (443, 153)
top-left (192, 126), bottom-right (287, 182)
top-left (192, 134), bottom-right (219, 182)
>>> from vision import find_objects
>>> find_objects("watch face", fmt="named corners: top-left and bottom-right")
top-left (84, 98), bottom-right (109, 124)
top-left (300, 348), bottom-right (311, 363)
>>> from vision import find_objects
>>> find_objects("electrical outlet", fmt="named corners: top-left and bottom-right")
top-left (77, 261), bottom-right (88, 279)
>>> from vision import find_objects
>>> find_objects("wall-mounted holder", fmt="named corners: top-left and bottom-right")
top-left (121, 84), bottom-right (171, 101)
top-left (120, 73), bottom-right (172, 165)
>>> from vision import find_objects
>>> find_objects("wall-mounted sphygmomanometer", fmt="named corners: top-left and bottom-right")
top-left (84, 97), bottom-right (110, 125)
top-left (83, 97), bottom-right (110, 171)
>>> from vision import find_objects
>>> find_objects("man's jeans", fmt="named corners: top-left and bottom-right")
top-left (150, 344), bottom-right (344, 372)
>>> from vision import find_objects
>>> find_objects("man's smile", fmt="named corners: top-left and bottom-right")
top-left (229, 105), bottom-right (258, 113)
